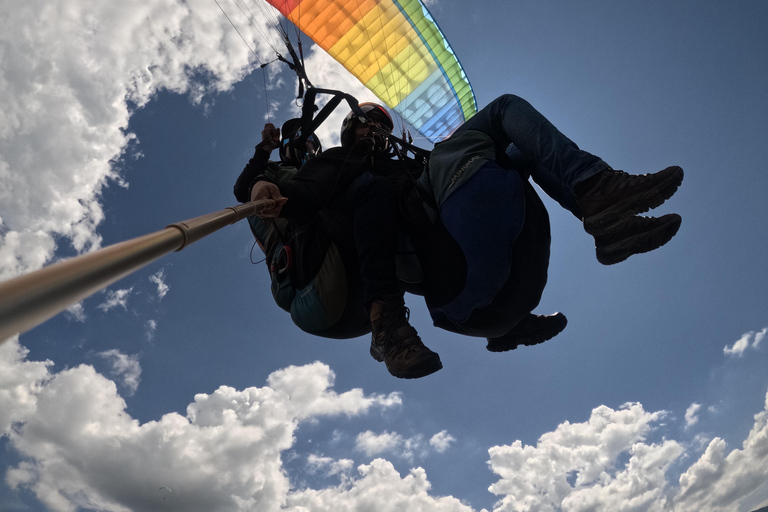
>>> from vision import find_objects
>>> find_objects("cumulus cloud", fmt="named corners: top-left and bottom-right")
top-left (430, 430), bottom-right (456, 453)
top-left (355, 430), bottom-right (429, 461)
top-left (685, 402), bottom-right (703, 429)
top-left (287, 459), bottom-right (476, 512)
top-left (487, 395), bottom-right (768, 512)
top-left (724, 327), bottom-right (767, 357)
top-left (3, 337), bottom-right (768, 512)
top-left (0, 337), bottom-right (52, 436)
top-left (487, 402), bottom-right (681, 512)
top-left (1, 351), bottom-right (403, 512)
top-left (673, 390), bottom-right (768, 512)
top-left (98, 349), bottom-right (142, 395)
top-left (266, 362), bottom-right (401, 421)
top-left (149, 270), bottom-right (169, 300)
top-left (356, 430), bottom-right (405, 457)
top-left (0, 0), bottom-right (278, 281)
top-left (97, 287), bottom-right (134, 312)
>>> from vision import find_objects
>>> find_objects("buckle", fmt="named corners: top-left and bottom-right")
top-left (270, 245), bottom-right (293, 275)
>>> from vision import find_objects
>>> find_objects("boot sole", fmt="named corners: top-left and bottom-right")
top-left (387, 356), bottom-right (443, 379)
top-left (596, 214), bottom-right (682, 265)
top-left (583, 166), bottom-right (684, 236)
top-left (486, 313), bottom-right (568, 352)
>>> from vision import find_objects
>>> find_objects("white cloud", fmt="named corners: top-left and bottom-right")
top-left (430, 430), bottom-right (456, 453)
top-left (0, 337), bottom-right (52, 436)
top-left (0, 351), bottom-right (403, 512)
top-left (724, 328), bottom-right (767, 357)
top-left (306, 454), bottom-right (354, 477)
top-left (691, 432), bottom-right (712, 451)
top-left (0, 228), bottom-right (56, 281)
top-left (673, 390), bottom-right (768, 512)
top-left (148, 270), bottom-right (169, 299)
top-left (487, 395), bottom-right (768, 512)
top-left (487, 402), bottom-right (679, 512)
top-left (146, 319), bottom-right (158, 341)
top-left (356, 430), bottom-right (405, 457)
top-left (724, 332), bottom-right (751, 357)
top-left (266, 362), bottom-right (402, 421)
top-left (98, 349), bottom-right (142, 395)
top-left (685, 403), bottom-right (702, 429)
top-left (355, 430), bottom-right (427, 461)
top-left (0, 0), bottom-right (278, 281)
top-left (287, 459), bottom-right (477, 512)
top-left (755, 328), bottom-right (767, 349)
top-left (66, 302), bottom-right (87, 322)
top-left (3, 337), bottom-right (768, 512)
top-left (97, 287), bottom-right (134, 312)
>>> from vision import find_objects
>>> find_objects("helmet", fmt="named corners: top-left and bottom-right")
top-left (340, 103), bottom-right (394, 150)
top-left (279, 118), bottom-right (322, 166)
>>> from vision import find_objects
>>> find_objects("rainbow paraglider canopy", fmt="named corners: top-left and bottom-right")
top-left (265, 0), bottom-right (477, 143)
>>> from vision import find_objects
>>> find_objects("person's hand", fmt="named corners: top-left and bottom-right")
top-left (251, 181), bottom-right (288, 218)
top-left (260, 123), bottom-right (281, 152)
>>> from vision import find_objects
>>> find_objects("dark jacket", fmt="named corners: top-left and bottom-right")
top-left (258, 146), bottom-right (424, 224)
top-left (233, 143), bottom-right (274, 203)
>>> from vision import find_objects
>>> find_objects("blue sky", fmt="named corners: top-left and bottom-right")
top-left (1, 1), bottom-right (768, 511)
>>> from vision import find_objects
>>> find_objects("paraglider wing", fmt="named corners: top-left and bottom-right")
top-left (265, 0), bottom-right (476, 143)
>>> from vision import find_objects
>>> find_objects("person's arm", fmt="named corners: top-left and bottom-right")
top-left (233, 124), bottom-right (281, 203)
top-left (253, 147), bottom-right (363, 223)
top-left (250, 181), bottom-right (288, 218)
top-left (279, 148), bottom-right (362, 222)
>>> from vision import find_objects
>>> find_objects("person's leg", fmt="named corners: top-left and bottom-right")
top-left (334, 173), bottom-right (400, 305)
top-left (457, 94), bottom-right (609, 217)
top-left (505, 143), bottom-right (582, 216)
top-left (462, 94), bottom-right (684, 262)
top-left (334, 173), bottom-right (442, 379)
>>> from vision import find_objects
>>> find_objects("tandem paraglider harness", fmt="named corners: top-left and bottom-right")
top-left (248, 163), bottom-right (371, 339)
top-left (246, 88), bottom-right (433, 340)
top-left (246, 88), bottom-right (552, 341)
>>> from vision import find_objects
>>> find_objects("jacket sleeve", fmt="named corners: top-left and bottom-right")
top-left (233, 143), bottom-right (274, 203)
top-left (274, 148), bottom-right (361, 224)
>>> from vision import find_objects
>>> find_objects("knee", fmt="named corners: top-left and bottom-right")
top-left (498, 93), bottom-right (523, 102)
top-left (494, 94), bottom-right (528, 109)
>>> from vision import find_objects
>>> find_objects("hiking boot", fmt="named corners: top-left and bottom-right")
top-left (370, 298), bottom-right (442, 379)
top-left (486, 313), bottom-right (567, 352)
top-left (595, 214), bottom-right (682, 265)
top-left (576, 166), bottom-right (684, 236)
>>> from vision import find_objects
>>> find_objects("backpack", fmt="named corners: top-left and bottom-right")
top-left (247, 164), bottom-right (370, 339)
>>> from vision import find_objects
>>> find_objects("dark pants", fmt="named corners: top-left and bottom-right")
top-left (456, 94), bottom-right (610, 218)
top-left (332, 172), bottom-right (400, 307)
